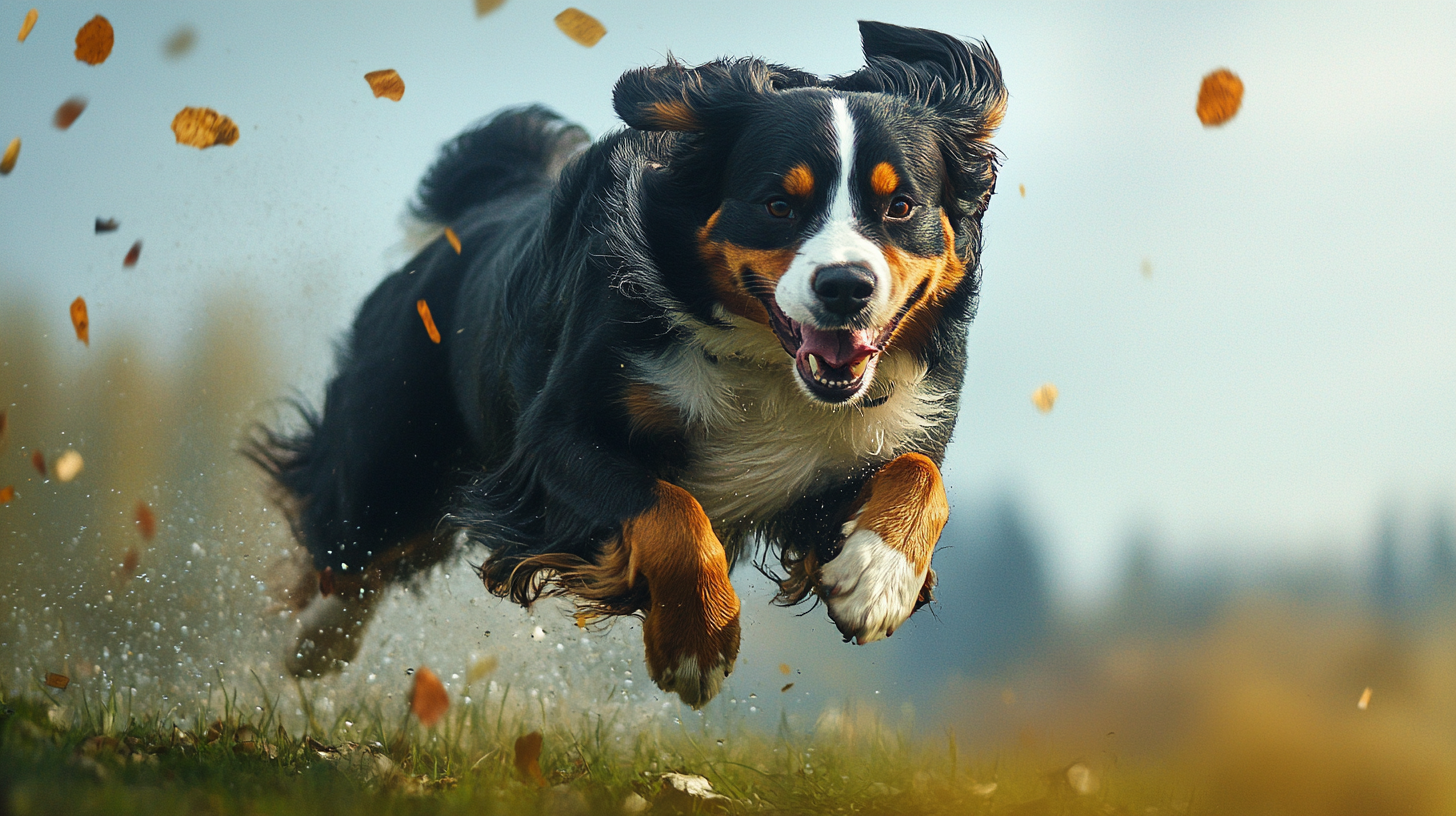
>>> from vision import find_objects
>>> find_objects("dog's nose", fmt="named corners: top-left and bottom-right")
top-left (812, 264), bottom-right (876, 317)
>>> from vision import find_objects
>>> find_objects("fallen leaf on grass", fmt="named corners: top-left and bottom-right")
top-left (410, 666), bottom-right (449, 727)
top-left (172, 107), bottom-right (239, 149)
top-left (416, 299), bottom-right (441, 344)
top-left (514, 731), bottom-right (547, 786)
top-left (74, 15), bottom-right (114, 65)
top-left (1358, 686), bottom-right (1372, 710)
top-left (444, 226), bottom-right (461, 254)
top-left (780, 682), bottom-right (794, 693)
top-left (54, 97), bottom-right (87, 130)
top-left (54, 449), bottom-right (83, 482)
top-left (466, 654), bottom-right (498, 683)
top-left (95, 218), bottom-right (119, 233)
top-left (1197, 69), bottom-right (1243, 127)
top-left (364, 69), bottom-right (405, 101)
top-left (554, 8), bottom-right (605, 47)
top-left (45, 672), bottom-right (70, 689)
top-left (135, 501), bottom-right (156, 540)
top-left (71, 297), bottom-right (89, 345)
top-left (162, 26), bottom-right (196, 59)
top-left (123, 241), bottom-right (142, 268)
top-left (121, 547), bottom-right (140, 579)
top-left (18, 8), bottom-right (37, 42)
top-left (1, 138), bottom-right (19, 175)
top-left (0, 486), bottom-right (13, 504)
top-left (1032, 383), bottom-right (1057, 413)
top-left (31, 449), bottom-right (46, 476)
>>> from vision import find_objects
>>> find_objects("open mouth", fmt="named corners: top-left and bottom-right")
top-left (744, 275), bottom-right (925, 403)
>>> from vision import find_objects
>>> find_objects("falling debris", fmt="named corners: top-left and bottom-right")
top-left (44, 672), bottom-right (71, 690)
top-left (1032, 383), bottom-right (1058, 414)
top-left (409, 667), bottom-right (449, 727)
top-left (54, 97), bottom-right (87, 130)
top-left (54, 449), bottom-right (84, 482)
top-left (513, 731), bottom-right (547, 786)
top-left (74, 15), bottom-right (114, 65)
top-left (1, 138), bottom-right (19, 175)
top-left (1358, 686), bottom-right (1373, 710)
top-left (318, 566), bottom-right (335, 598)
top-left (123, 241), bottom-right (142, 267)
top-left (554, 8), bottom-right (606, 47)
top-left (466, 654), bottom-right (498, 684)
top-left (171, 107), bottom-right (239, 149)
top-left (0, 409), bottom-right (6, 441)
top-left (364, 69), bottom-right (405, 101)
top-left (781, 682), bottom-right (794, 693)
top-left (416, 299), bottom-right (442, 344)
top-left (31, 449), bottom-right (46, 477)
top-left (120, 546), bottom-right (140, 579)
top-left (1140, 257), bottom-right (1153, 278)
top-left (574, 610), bottom-right (597, 628)
top-left (17, 8), bottom-right (37, 42)
top-left (779, 663), bottom-right (791, 675)
top-left (162, 25), bottom-right (196, 59)
top-left (1197, 69), bottom-right (1243, 127)
top-left (95, 218), bottom-right (119, 233)
top-left (1018, 183), bottom-right (1026, 198)
top-left (135, 501), bottom-right (157, 540)
top-left (444, 227), bottom-right (462, 254)
top-left (0, 486), bottom-right (13, 504)
top-left (475, 0), bottom-right (507, 15)
top-left (71, 297), bottom-right (89, 345)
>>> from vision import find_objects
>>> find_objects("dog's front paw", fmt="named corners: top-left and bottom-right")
top-left (820, 524), bottom-right (927, 645)
top-left (642, 604), bottom-right (740, 709)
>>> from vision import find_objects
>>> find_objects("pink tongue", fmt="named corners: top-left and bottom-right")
top-left (797, 326), bottom-right (879, 368)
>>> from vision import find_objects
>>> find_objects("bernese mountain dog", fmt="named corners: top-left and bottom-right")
top-left (248, 20), bottom-right (1006, 707)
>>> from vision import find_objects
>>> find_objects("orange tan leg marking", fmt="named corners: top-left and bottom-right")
top-left (623, 481), bottom-right (741, 707)
top-left (820, 453), bottom-right (948, 644)
top-left (783, 163), bottom-right (815, 198)
top-left (870, 162), bottom-right (900, 196)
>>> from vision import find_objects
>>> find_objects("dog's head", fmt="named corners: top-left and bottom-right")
top-left (616, 21), bottom-right (1006, 405)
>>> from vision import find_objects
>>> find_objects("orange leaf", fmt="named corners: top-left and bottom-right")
top-left (54, 97), bottom-right (87, 130)
top-left (0, 486), bottom-right (13, 504)
top-left (134, 501), bottom-right (156, 540)
top-left (1197, 69), bottom-right (1243, 127)
top-left (74, 15), bottom-right (113, 65)
top-left (71, 297), bottom-right (89, 345)
top-left (364, 69), bottom-right (405, 101)
top-left (120, 546), bottom-right (140, 579)
top-left (30, 449), bottom-right (45, 477)
top-left (554, 8), bottom-right (605, 47)
top-left (410, 666), bottom-right (449, 727)
top-left (172, 107), bottom-right (239, 149)
top-left (18, 8), bottom-right (37, 43)
top-left (1, 137), bottom-right (18, 175)
top-left (123, 241), bottom-right (142, 268)
top-left (417, 300), bottom-right (442, 344)
top-left (1032, 383), bottom-right (1057, 413)
top-left (514, 731), bottom-right (547, 786)
top-left (779, 663), bottom-right (791, 675)
top-left (45, 672), bottom-right (70, 689)
top-left (444, 227), bottom-right (461, 254)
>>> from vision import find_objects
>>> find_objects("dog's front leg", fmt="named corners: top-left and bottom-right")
top-left (622, 481), bottom-right (741, 708)
top-left (820, 452), bottom-right (947, 644)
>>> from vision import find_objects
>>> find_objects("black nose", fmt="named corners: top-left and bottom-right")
top-left (812, 265), bottom-right (876, 317)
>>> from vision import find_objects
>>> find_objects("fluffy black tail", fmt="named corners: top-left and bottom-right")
top-left (412, 105), bottom-right (590, 224)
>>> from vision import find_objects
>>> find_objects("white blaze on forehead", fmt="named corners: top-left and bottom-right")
top-left (775, 97), bottom-right (892, 328)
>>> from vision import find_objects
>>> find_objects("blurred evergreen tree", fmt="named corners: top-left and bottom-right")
top-left (1423, 508), bottom-right (1456, 614)
top-left (1370, 510), bottom-right (1403, 619)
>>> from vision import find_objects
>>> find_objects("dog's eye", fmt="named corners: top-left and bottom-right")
top-left (765, 197), bottom-right (794, 219)
top-left (885, 196), bottom-right (914, 220)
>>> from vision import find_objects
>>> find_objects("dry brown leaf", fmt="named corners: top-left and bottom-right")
top-left (0, 486), bottom-right (13, 504)
top-left (135, 501), bottom-right (157, 540)
top-left (123, 241), bottom-right (142, 267)
top-left (417, 299), bottom-right (442, 344)
top-left (31, 449), bottom-right (45, 477)
top-left (466, 654), bottom-right (498, 684)
top-left (95, 218), bottom-right (118, 233)
top-left (45, 672), bottom-right (70, 690)
top-left (54, 450), bottom-right (83, 482)
top-left (18, 8), bottom-right (37, 42)
top-left (364, 69), bottom-right (405, 101)
top-left (444, 227), bottom-right (461, 254)
top-left (163, 26), bottom-right (196, 59)
top-left (781, 682), bottom-right (794, 693)
top-left (410, 666), bottom-right (449, 727)
top-left (71, 297), bottom-right (89, 345)
top-left (779, 663), bottom-right (791, 675)
top-left (1197, 69), bottom-right (1243, 127)
top-left (121, 546), bottom-right (140, 579)
top-left (1032, 383), bottom-right (1057, 413)
top-left (171, 107), bottom-right (239, 149)
top-left (54, 97), bottom-right (87, 130)
top-left (1358, 686), bottom-right (1372, 710)
top-left (475, 0), bottom-right (507, 16)
top-left (74, 15), bottom-right (114, 65)
top-left (1, 138), bottom-right (19, 175)
top-left (554, 8), bottom-right (605, 47)
top-left (513, 731), bottom-right (547, 786)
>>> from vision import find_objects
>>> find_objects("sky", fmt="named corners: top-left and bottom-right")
top-left (2, 1), bottom-right (1453, 601)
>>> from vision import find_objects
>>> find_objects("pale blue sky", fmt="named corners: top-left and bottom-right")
top-left (3, 1), bottom-right (1453, 599)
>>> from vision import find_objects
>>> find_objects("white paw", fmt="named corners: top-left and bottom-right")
top-left (654, 652), bottom-right (734, 709)
top-left (820, 525), bottom-right (925, 644)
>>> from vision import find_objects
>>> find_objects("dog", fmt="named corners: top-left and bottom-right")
top-left (247, 20), bottom-right (1006, 708)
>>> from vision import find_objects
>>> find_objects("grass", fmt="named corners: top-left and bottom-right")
top-left (0, 676), bottom-right (1193, 816)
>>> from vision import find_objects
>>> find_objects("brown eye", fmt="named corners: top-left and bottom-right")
top-left (766, 197), bottom-right (794, 218)
top-left (886, 195), bottom-right (914, 220)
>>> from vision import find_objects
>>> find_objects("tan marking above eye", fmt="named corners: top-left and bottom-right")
top-left (870, 162), bottom-right (900, 197)
top-left (783, 164), bottom-right (814, 198)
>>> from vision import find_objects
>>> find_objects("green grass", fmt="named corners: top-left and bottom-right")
top-left (0, 679), bottom-right (1193, 816)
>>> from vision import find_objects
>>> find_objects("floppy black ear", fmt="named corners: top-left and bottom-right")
top-left (613, 58), bottom-right (822, 132)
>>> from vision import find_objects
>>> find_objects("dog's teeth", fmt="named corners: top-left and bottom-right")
top-left (807, 355), bottom-right (821, 377)
top-left (850, 357), bottom-right (868, 379)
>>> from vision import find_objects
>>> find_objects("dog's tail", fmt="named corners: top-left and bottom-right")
top-left (412, 105), bottom-right (590, 224)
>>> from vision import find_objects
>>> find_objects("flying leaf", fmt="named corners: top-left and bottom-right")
top-left (1358, 686), bottom-right (1372, 710)
top-left (45, 672), bottom-right (70, 690)
top-left (1, 138), bottom-right (19, 175)
top-left (466, 654), bottom-right (498, 684)
top-left (781, 682), bottom-right (794, 693)
top-left (1032, 383), bottom-right (1057, 413)
top-left (318, 566), bottom-right (335, 598)
top-left (121, 547), bottom-right (140, 579)
top-left (54, 97), bottom-right (87, 130)
top-left (71, 297), bottom-right (89, 345)
top-left (124, 241), bottom-right (142, 268)
top-left (162, 26), bottom-right (196, 59)
top-left (18, 8), bottom-right (37, 42)
top-left (416, 300), bottom-right (441, 344)
top-left (364, 69), bottom-right (405, 101)
top-left (779, 663), bottom-right (791, 675)
top-left (74, 15), bottom-right (114, 65)
top-left (54, 450), bottom-right (83, 482)
top-left (444, 227), bottom-right (461, 254)
top-left (554, 8), bottom-right (605, 47)
top-left (31, 449), bottom-right (46, 476)
top-left (475, 0), bottom-right (507, 16)
top-left (95, 218), bottom-right (119, 233)
top-left (1197, 69), bottom-right (1243, 127)
top-left (513, 731), bottom-right (547, 786)
top-left (410, 666), bottom-right (449, 727)
top-left (0, 486), bottom-right (13, 504)
top-left (134, 501), bottom-right (156, 540)
top-left (172, 107), bottom-right (239, 149)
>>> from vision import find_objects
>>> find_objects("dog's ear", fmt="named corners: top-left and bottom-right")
top-left (835, 21), bottom-right (1008, 261)
top-left (613, 58), bottom-right (820, 132)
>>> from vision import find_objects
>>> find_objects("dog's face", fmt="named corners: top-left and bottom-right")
top-left (617, 22), bottom-right (1006, 405)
